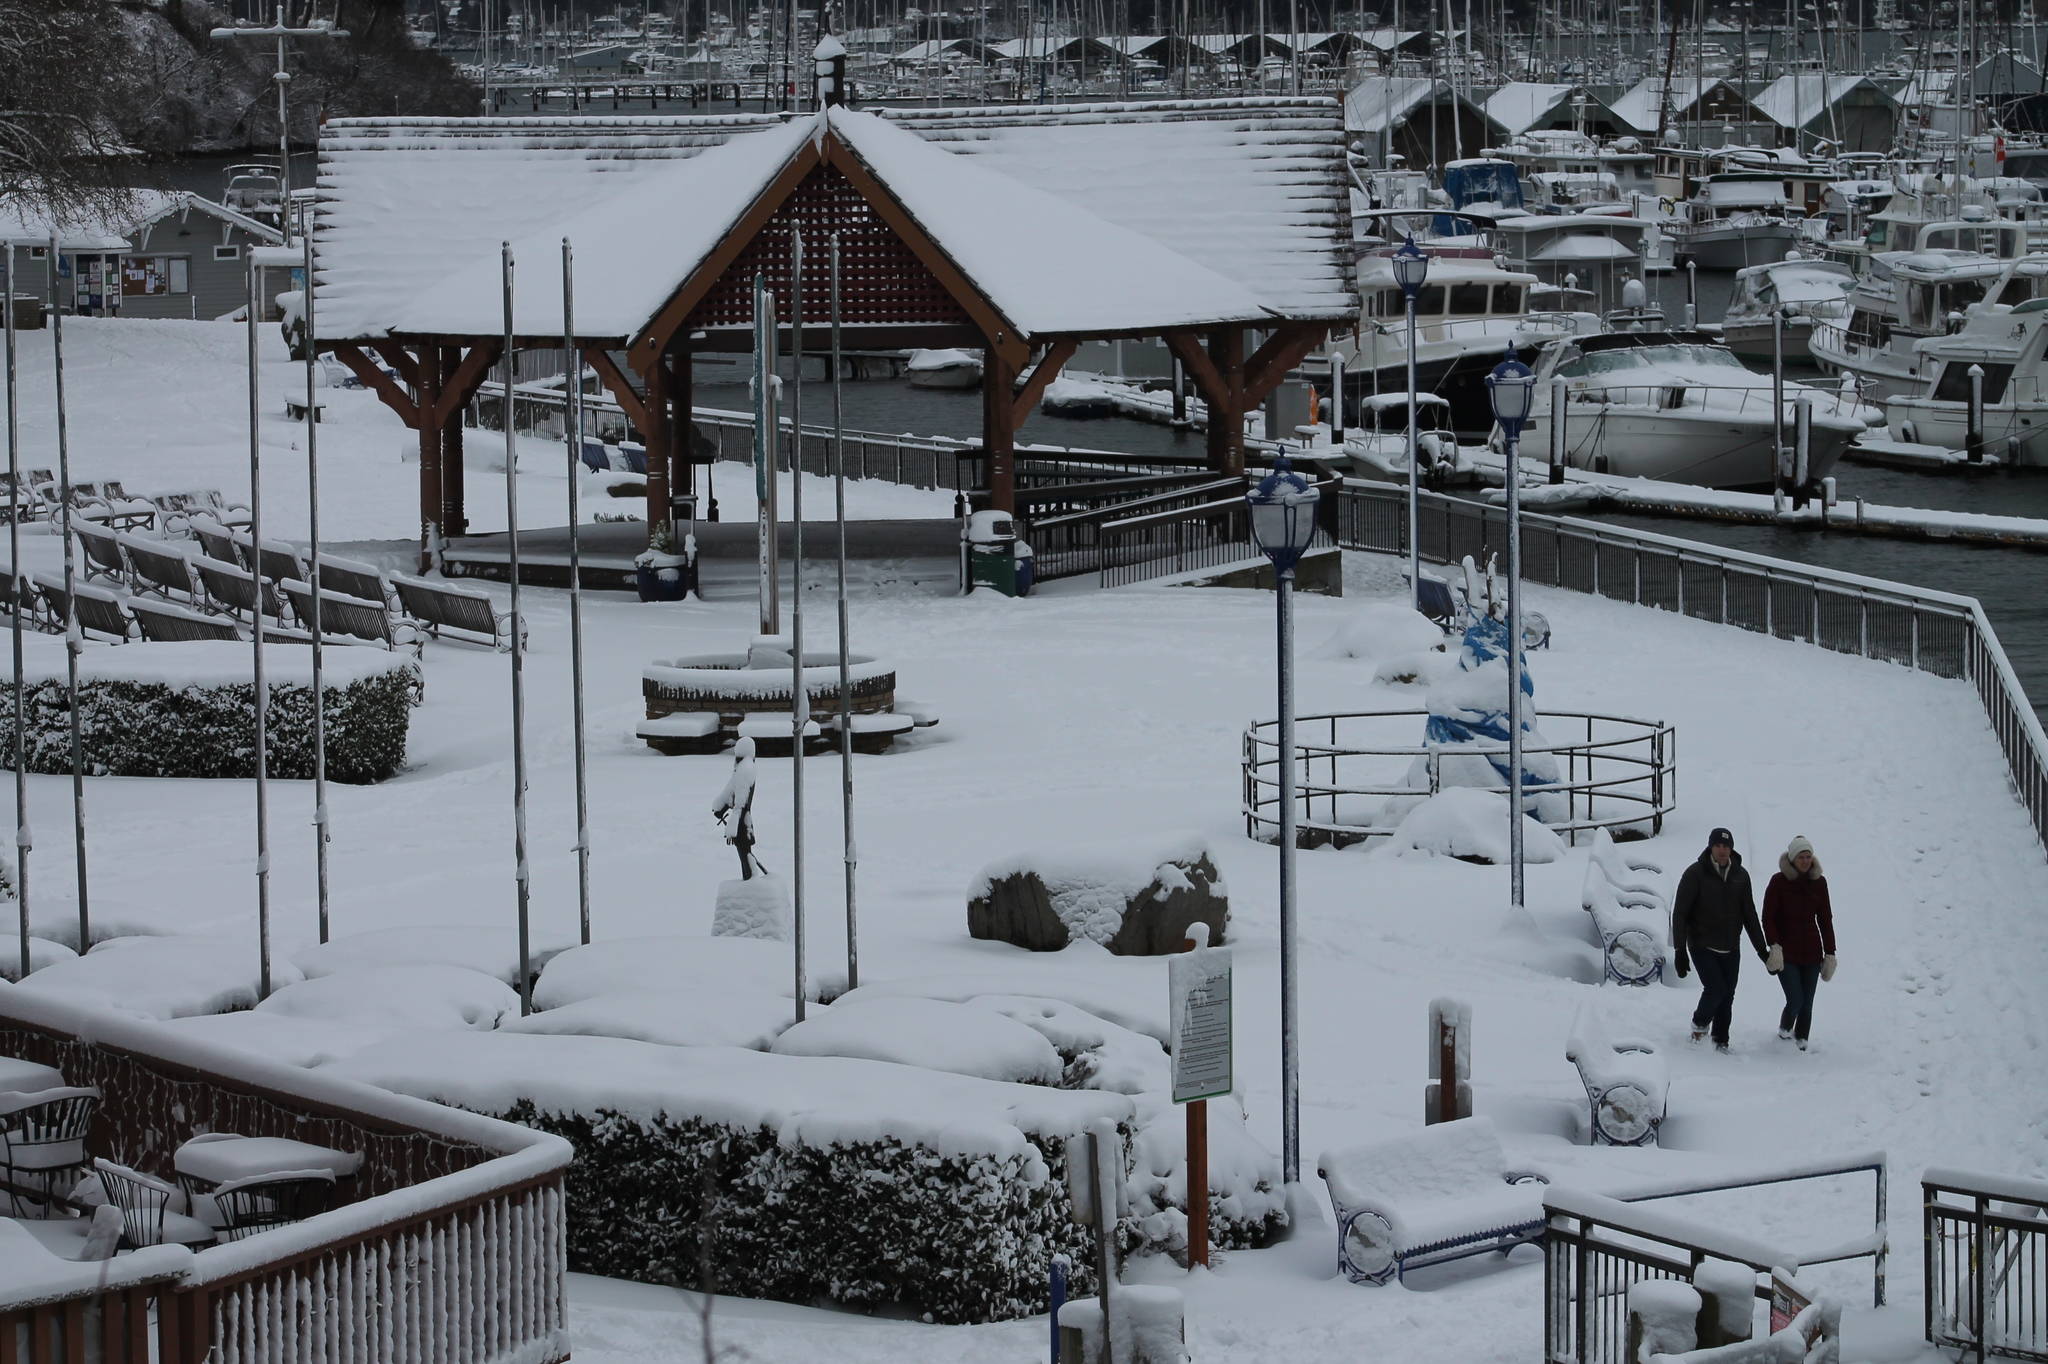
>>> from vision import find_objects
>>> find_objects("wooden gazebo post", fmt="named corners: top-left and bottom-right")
top-left (440, 343), bottom-right (468, 537)
top-left (417, 345), bottom-right (444, 561)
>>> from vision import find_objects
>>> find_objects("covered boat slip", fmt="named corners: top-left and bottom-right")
top-left (310, 99), bottom-right (1358, 558)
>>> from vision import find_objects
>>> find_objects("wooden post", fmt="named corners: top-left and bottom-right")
top-left (1204, 328), bottom-right (1244, 477)
top-left (1425, 998), bottom-right (1471, 1125)
top-left (416, 345), bottom-right (443, 569)
top-left (670, 335), bottom-right (695, 506)
top-left (1437, 1013), bottom-right (1458, 1126)
top-left (645, 347), bottom-right (672, 535)
top-left (441, 345), bottom-right (467, 537)
top-left (982, 343), bottom-right (1018, 513)
top-left (1183, 931), bottom-right (1210, 1270)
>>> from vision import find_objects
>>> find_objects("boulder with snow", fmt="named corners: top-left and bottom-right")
top-left (968, 836), bottom-right (1227, 956)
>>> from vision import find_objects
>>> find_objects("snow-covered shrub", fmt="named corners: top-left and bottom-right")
top-left (327, 1033), bottom-right (1130, 1324)
top-left (17, 934), bottom-right (306, 1019)
top-left (1, 642), bottom-right (418, 784)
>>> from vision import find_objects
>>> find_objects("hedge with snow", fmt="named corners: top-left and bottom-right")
top-left (1, 639), bottom-right (418, 784)
top-left (326, 1032), bottom-right (1127, 1323)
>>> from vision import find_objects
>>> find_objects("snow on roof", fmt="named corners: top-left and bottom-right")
top-left (1343, 75), bottom-right (1441, 134)
top-left (1483, 82), bottom-right (1578, 136)
top-left (1609, 76), bottom-right (1744, 134)
top-left (1752, 74), bottom-right (1895, 131)
top-left (831, 107), bottom-right (1276, 334)
top-left (312, 113), bottom-right (786, 342)
top-left (317, 99), bottom-right (1352, 342)
top-left (0, 194), bottom-right (150, 250)
top-left (375, 117), bottom-right (814, 341)
top-left (130, 191), bottom-right (285, 246)
top-left (875, 98), bottom-right (1356, 323)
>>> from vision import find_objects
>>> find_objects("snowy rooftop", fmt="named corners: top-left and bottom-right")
top-left (1482, 83), bottom-right (1579, 137)
top-left (1751, 74), bottom-right (1897, 131)
top-left (314, 99), bottom-right (1354, 342)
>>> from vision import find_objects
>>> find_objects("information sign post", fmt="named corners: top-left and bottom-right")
top-left (1170, 924), bottom-right (1231, 1269)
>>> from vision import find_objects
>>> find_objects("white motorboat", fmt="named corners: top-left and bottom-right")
top-left (905, 348), bottom-right (983, 389)
top-left (1486, 212), bottom-right (1656, 316)
top-left (1809, 248), bottom-right (2013, 393)
top-left (1672, 173), bottom-right (1804, 272)
top-left (1884, 296), bottom-right (2048, 465)
top-left (1332, 392), bottom-right (1463, 480)
top-left (1333, 245), bottom-right (1586, 440)
top-left (1720, 256), bottom-right (1855, 362)
top-left (1516, 330), bottom-right (1871, 489)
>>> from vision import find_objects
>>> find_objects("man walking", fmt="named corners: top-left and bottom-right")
top-left (1672, 827), bottom-right (1769, 1053)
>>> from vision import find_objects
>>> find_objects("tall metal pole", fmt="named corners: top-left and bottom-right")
top-left (753, 275), bottom-right (780, 637)
top-left (1505, 425), bottom-right (1525, 913)
top-left (1276, 563), bottom-right (1299, 1188)
top-left (4, 244), bottom-right (27, 981)
top-left (502, 243), bottom-right (532, 1015)
top-left (1772, 307), bottom-right (1787, 515)
top-left (789, 230), bottom-right (807, 1024)
top-left (49, 240), bottom-right (88, 955)
top-left (301, 231), bottom-right (331, 941)
top-left (830, 234), bottom-right (858, 991)
top-left (1405, 294), bottom-right (1421, 609)
top-left (563, 239), bottom-right (592, 945)
top-left (274, 1), bottom-right (291, 243)
top-left (242, 255), bottom-right (268, 995)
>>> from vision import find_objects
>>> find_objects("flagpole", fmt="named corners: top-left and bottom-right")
top-left (562, 238), bottom-right (592, 945)
top-left (302, 231), bottom-right (331, 942)
top-left (830, 233), bottom-right (858, 991)
top-left (242, 254), bottom-right (270, 997)
top-left (50, 239), bottom-right (88, 956)
top-left (502, 243), bottom-right (532, 1013)
top-left (4, 244), bottom-right (28, 980)
top-left (789, 229), bottom-right (807, 1023)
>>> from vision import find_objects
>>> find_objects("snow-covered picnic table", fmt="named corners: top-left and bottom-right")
top-left (172, 1135), bottom-right (363, 1189)
top-left (0, 1057), bottom-right (65, 1095)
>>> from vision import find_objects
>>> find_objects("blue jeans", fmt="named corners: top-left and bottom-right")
top-left (1778, 962), bottom-right (1821, 1041)
top-left (1690, 949), bottom-right (1740, 1046)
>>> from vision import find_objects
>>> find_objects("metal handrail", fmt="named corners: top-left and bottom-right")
top-left (1335, 482), bottom-right (2048, 853)
top-left (1242, 708), bottom-right (1676, 847)
top-left (1924, 1169), bottom-right (2048, 1361)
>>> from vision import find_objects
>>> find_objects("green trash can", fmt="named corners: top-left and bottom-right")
top-left (965, 510), bottom-right (1027, 596)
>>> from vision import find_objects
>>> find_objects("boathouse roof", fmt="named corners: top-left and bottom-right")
top-left (312, 98), bottom-right (1354, 345)
top-left (1751, 73), bottom-right (1899, 132)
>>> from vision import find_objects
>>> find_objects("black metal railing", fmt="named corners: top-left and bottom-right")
top-left (1925, 1169), bottom-right (2048, 1363)
top-left (1544, 1152), bottom-right (1888, 1364)
top-left (1336, 482), bottom-right (2047, 854)
top-left (1027, 476), bottom-right (1248, 582)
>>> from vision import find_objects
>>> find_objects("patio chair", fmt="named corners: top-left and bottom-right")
top-left (74, 520), bottom-right (133, 586)
top-left (93, 1158), bottom-right (216, 1248)
top-left (0, 1085), bottom-right (101, 1213)
top-left (210, 1169), bottom-right (335, 1242)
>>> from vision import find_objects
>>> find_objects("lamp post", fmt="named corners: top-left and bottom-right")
top-left (1245, 457), bottom-right (1321, 1192)
top-left (1485, 348), bottom-right (1536, 914)
top-left (1391, 235), bottom-right (1431, 611)
top-left (209, 4), bottom-right (347, 246)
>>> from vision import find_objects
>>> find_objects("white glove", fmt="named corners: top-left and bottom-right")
top-left (1821, 954), bottom-right (1838, 983)
top-left (1766, 945), bottom-right (1784, 975)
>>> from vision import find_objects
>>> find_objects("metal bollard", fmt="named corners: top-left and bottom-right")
top-left (1549, 376), bottom-right (1567, 484)
top-left (1328, 353), bottom-right (1346, 446)
top-left (1049, 1256), bottom-right (1069, 1364)
top-left (1967, 362), bottom-right (1986, 463)
top-left (1794, 395), bottom-right (1812, 507)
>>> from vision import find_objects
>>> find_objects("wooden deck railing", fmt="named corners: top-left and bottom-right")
top-left (1, 990), bottom-right (573, 1364)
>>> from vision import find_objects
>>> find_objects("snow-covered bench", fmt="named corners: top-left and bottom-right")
top-left (390, 574), bottom-right (516, 651)
top-left (1318, 1116), bottom-right (1549, 1285)
top-left (1583, 830), bottom-right (1669, 986)
top-left (1566, 1002), bottom-right (1669, 1148)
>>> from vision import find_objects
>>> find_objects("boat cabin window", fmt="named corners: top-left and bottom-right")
top-left (1559, 342), bottom-right (1748, 379)
top-left (1906, 280), bottom-right (1989, 332)
top-left (1846, 307), bottom-right (1892, 348)
top-left (1414, 285), bottom-right (1448, 315)
top-left (1932, 362), bottom-right (2013, 404)
top-left (1448, 283), bottom-right (1491, 314)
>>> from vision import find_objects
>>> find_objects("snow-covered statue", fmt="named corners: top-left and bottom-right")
top-left (1416, 612), bottom-right (1566, 823)
top-left (711, 737), bottom-right (761, 880)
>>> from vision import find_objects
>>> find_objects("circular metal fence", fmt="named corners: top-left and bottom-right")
top-left (1242, 709), bottom-right (1677, 849)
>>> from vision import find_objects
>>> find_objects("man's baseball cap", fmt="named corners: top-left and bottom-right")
top-left (1708, 827), bottom-right (1734, 847)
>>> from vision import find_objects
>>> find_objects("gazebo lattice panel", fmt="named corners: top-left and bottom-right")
top-left (688, 164), bottom-right (973, 330)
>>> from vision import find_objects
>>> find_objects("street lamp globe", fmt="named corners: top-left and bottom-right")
top-left (1246, 457), bottom-right (1321, 576)
top-left (1391, 234), bottom-right (1431, 299)
top-left (1486, 347), bottom-right (1537, 440)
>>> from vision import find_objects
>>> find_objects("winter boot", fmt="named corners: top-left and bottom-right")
top-left (1778, 1028), bottom-right (1793, 1041)
top-left (1796, 1038), bottom-right (1809, 1051)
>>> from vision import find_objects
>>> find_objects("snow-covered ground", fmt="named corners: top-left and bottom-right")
top-left (4, 320), bottom-right (2043, 1362)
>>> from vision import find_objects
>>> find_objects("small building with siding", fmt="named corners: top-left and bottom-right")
top-left (119, 192), bottom-right (286, 320)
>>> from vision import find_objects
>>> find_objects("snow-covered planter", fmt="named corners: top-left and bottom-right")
top-left (0, 640), bottom-right (418, 784)
top-left (969, 835), bottom-right (1228, 955)
top-left (642, 652), bottom-right (897, 716)
top-left (325, 1032), bottom-right (1131, 1323)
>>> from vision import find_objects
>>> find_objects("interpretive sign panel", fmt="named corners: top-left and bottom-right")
top-left (1169, 944), bottom-right (1232, 1104)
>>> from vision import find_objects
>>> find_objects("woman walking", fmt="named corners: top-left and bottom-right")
top-left (1762, 835), bottom-right (1837, 1051)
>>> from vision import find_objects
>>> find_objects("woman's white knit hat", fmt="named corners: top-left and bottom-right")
top-left (1787, 835), bottom-right (1814, 859)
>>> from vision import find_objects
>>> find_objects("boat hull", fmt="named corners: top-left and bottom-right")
top-left (1883, 397), bottom-right (2048, 466)
top-left (1722, 317), bottom-right (1816, 363)
top-left (1527, 404), bottom-right (1859, 488)
top-left (1678, 224), bottom-right (1800, 272)
top-left (1808, 327), bottom-right (1931, 397)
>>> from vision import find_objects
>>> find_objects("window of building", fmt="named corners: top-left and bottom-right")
top-left (214, 245), bottom-right (241, 262)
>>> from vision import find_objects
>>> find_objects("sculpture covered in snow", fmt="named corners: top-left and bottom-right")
top-left (1405, 612), bottom-right (1565, 824)
top-left (711, 737), bottom-right (762, 879)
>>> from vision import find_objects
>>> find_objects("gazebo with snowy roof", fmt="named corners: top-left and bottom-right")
top-left (312, 98), bottom-right (1354, 554)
